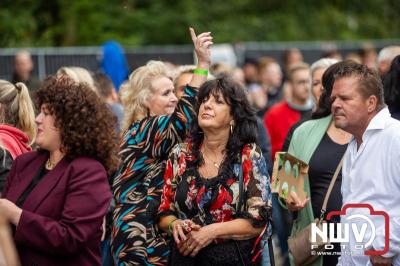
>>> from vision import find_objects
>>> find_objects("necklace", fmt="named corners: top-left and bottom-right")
top-left (202, 147), bottom-right (224, 169)
top-left (45, 158), bottom-right (55, 170)
top-left (203, 152), bottom-right (221, 168)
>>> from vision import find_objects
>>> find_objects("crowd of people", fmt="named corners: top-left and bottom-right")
top-left (1, 28), bottom-right (400, 266)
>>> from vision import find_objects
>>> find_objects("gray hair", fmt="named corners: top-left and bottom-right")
top-left (310, 58), bottom-right (340, 77)
top-left (377, 46), bottom-right (400, 63)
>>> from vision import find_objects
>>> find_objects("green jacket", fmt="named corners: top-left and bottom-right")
top-left (287, 115), bottom-right (332, 266)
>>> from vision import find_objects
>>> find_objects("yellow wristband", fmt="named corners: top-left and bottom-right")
top-left (193, 69), bottom-right (208, 76)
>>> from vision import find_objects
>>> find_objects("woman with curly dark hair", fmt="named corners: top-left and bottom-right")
top-left (158, 77), bottom-right (272, 265)
top-left (0, 75), bottom-right (118, 266)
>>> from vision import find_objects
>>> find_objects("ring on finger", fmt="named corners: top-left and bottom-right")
top-left (182, 221), bottom-right (190, 231)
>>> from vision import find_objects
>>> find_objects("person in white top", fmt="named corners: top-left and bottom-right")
top-left (331, 61), bottom-right (400, 266)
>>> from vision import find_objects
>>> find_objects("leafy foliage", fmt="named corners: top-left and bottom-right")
top-left (1, 0), bottom-right (399, 47)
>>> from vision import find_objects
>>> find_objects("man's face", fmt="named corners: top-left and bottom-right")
top-left (331, 76), bottom-right (371, 136)
top-left (15, 53), bottom-right (33, 80)
top-left (290, 68), bottom-right (311, 103)
top-left (260, 63), bottom-right (282, 88)
top-left (243, 63), bottom-right (258, 83)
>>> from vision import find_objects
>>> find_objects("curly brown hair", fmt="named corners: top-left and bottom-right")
top-left (36, 75), bottom-right (119, 175)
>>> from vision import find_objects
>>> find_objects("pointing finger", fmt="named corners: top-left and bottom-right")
top-left (189, 27), bottom-right (197, 42)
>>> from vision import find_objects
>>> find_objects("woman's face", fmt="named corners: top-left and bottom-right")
top-left (35, 105), bottom-right (62, 152)
top-left (198, 92), bottom-right (233, 133)
top-left (147, 76), bottom-right (178, 116)
top-left (311, 67), bottom-right (327, 103)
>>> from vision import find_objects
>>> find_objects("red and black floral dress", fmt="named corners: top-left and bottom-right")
top-left (158, 141), bottom-right (272, 265)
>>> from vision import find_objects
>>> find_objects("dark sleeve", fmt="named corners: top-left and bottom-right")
top-left (0, 149), bottom-right (13, 195)
top-left (256, 118), bottom-right (272, 175)
top-left (281, 119), bottom-right (305, 152)
top-left (2, 150), bottom-right (18, 197)
top-left (14, 162), bottom-right (112, 255)
top-left (121, 86), bottom-right (197, 160)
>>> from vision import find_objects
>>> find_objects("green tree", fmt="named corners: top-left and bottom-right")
top-left (1, 0), bottom-right (399, 47)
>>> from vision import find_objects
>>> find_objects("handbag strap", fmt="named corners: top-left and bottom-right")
top-left (319, 155), bottom-right (344, 219)
top-left (237, 153), bottom-right (244, 212)
top-left (233, 152), bottom-right (245, 266)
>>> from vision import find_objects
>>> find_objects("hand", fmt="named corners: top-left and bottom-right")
top-left (189, 27), bottom-right (213, 68)
top-left (0, 199), bottom-right (22, 225)
top-left (370, 255), bottom-right (393, 266)
top-left (172, 219), bottom-right (200, 245)
top-left (286, 191), bottom-right (309, 212)
top-left (178, 224), bottom-right (215, 257)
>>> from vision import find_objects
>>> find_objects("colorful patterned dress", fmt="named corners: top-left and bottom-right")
top-left (158, 141), bottom-right (272, 265)
top-left (111, 86), bottom-right (197, 265)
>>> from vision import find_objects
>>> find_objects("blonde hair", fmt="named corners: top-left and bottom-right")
top-left (258, 56), bottom-right (278, 72)
top-left (288, 62), bottom-right (310, 82)
top-left (120, 60), bottom-right (168, 132)
top-left (172, 65), bottom-right (196, 88)
top-left (57, 67), bottom-right (97, 93)
top-left (0, 80), bottom-right (36, 144)
top-left (210, 62), bottom-right (233, 76)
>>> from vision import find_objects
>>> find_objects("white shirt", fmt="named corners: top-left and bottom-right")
top-left (338, 108), bottom-right (400, 266)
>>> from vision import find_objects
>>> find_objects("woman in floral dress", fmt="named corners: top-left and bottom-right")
top-left (158, 77), bottom-right (272, 265)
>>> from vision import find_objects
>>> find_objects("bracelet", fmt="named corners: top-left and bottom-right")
top-left (167, 217), bottom-right (178, 235)
top-left (193, 68), bottom-right (208, 76)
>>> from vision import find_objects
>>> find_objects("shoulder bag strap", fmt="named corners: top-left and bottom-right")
top-left (237, 154), bottom-right (244, 212)
top-left (319, 156), bottom-right (344, 219)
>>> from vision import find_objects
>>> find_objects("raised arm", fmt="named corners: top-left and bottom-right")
top-left (188, 27), bottom-right (212, 88)
top-left (121, 28), bottom-right (213, 160)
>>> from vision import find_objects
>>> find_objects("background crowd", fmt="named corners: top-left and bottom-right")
top-left (1, 26), bottom-right (400, 266)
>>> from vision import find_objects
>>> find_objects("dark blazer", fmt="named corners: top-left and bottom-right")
top-left (2, 151), bottom-right (112, 266)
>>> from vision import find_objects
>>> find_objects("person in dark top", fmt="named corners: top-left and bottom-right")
top-left (94, 73), bottom-right (124, 133)
top-left (308, 134), bottom-right (346, 224)
top-left (256, 117), bottom-right (272, 174)
top-left (11, 50), bottom-right (41, 98)
top-left (383, 55), bottom-right (400, 120)
top-left (282, 61), bottom-right (353, 266)
top-left (0, 75), bottom-right (119, 266)
top-left (256, 57), bottom-right (284, 117)
top-left (0, 149), bottom-right (13, 194)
